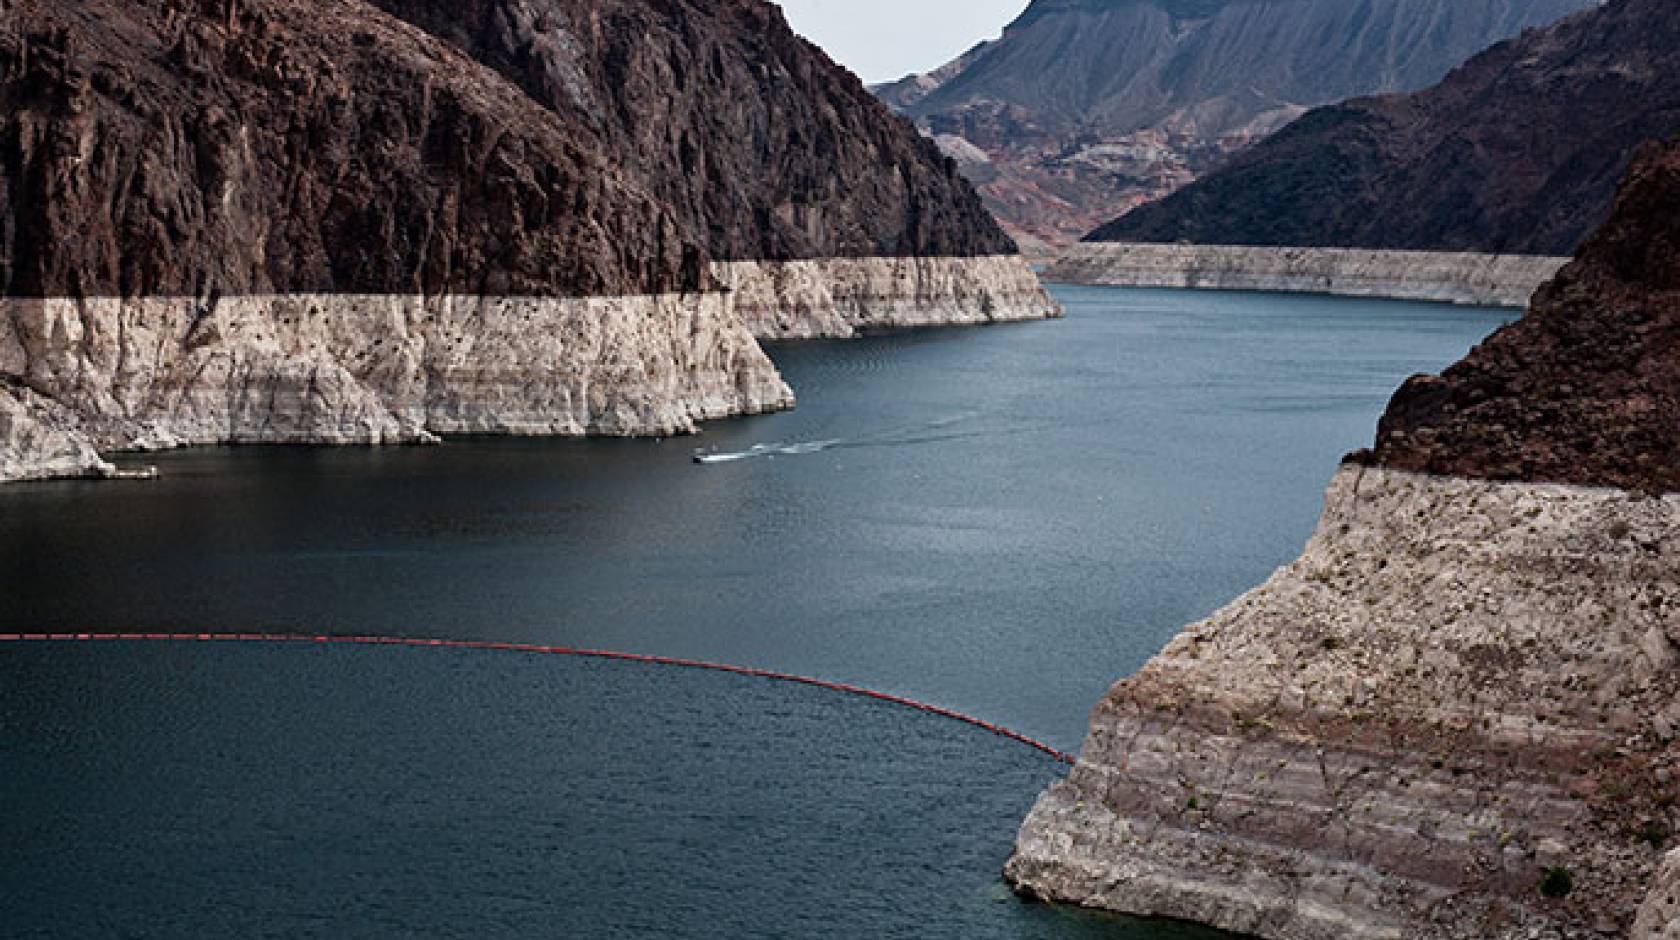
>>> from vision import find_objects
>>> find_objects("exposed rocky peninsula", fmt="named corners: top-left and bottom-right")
top-left (1047, 245), bottom-right (1568, 308)
top-left (875, 0), bottom-right (1592, 251)
top-left (1008, 143), bottom-right (1680, 939)
top-left (0, 0), bottom-right (1057, 484)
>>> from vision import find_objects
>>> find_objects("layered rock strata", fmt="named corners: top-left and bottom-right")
top-left (1638, 852), bottom-right (1680, 939)
top-left (1010, 466), bottom-right (1679, 938)
top-left (715, 256), bottom-right (1062, 340)
top-left (1046, 245), bottom-right (1568, 307)
top-left (1008, 143), bottom-right (1680, 939)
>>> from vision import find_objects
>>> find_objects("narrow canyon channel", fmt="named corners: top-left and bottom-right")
top-left (0, 285), bottom-right (1512, 938)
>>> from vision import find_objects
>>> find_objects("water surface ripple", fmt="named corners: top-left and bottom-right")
top-left (0, 286), bottom-right (1512, 938)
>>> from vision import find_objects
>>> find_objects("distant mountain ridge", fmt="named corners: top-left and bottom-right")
top-left (874, 0), bottom-right (1596, 250)
top-left (1093, 0), bottom-right (1679, 255)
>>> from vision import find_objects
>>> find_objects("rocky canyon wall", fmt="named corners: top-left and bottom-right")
top-left (1010, 466), bottom-right (1679, 938)
top-left (1092, 0), bottom-right (1680, 257)
top-left (875, 0), bottom-right (1593, 250)
top-left (0, 0), bottom-right (1056, 484)
top-left (0, 292), bottom-right (793, 484)
top-left (1007, 140), bottom-right (1680, 939)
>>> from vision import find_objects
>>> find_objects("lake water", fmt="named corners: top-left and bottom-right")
top-left (0, 286), bottom-right (1511, 938)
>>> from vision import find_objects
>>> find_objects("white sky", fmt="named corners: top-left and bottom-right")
top-left (773, 0), bottom-right (1030, 84)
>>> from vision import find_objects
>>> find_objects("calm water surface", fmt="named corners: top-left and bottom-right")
top-left (0, 286), bottom-right (1510, 938)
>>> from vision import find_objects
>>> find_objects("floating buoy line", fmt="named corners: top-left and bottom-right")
top-left (0, 632), bottom-right (1076, 765)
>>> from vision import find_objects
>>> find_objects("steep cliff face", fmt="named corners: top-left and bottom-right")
top-left (1008, 144), bottom-right (1680, 938)
top-left (371, 0), bottom-right (1017, 264)
top-left (1095, 0), bottom-right (1680, 256)
top-left (0, 0), bottom-right (1055, 483)
top-left (1, 0), bottom-right (701, 300)
top-left (876, 0), bottom-right (1592, 250)
top-left (713, 256), bottom-right (1058, 340)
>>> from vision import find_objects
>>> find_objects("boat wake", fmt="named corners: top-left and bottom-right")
top-left (693, 440), bottom-right (843, 464)
top-left (692, 415), bottom-right (995, 465)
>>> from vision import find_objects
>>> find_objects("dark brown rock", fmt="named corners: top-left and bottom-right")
top-left (1094, 0), bottom-right (1680, 255)
top-left (0, 0), bottom-right (1042, 483)
top-left (0, 0), bottom-right (1015, 302)
top-left (0, 0), bottom-right (713, 298)
top-left (370, 0), bottom-right (1015, 263)
top-left (1354, 140), bottom-right (1680, 494)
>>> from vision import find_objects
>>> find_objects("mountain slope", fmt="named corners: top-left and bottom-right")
top-left (876, 0), bottom-right (1594, 250)
top-left (373, 0), bottom-right (1015, 264)
top-left (1094, 0), bottom-right (1680, 255)
top-left (0, 0), bottom-right (693, 300)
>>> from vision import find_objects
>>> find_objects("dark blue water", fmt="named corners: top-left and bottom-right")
top-left (0, 286), bottom-right (1511, 938)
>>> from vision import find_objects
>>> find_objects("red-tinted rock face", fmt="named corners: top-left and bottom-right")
top-left (1356, 141), bottom-right (1680, 494)
top-left (1095, 0), bottom-right (1680, 255)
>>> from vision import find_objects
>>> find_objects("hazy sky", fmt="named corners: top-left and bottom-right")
top-left (774, 0), bottom-right (1030, 84)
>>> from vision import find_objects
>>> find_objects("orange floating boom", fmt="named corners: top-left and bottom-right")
top-left (0, 632), bottom-right (1076, 764)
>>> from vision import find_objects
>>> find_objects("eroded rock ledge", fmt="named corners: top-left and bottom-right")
top-left (0, 291), bottom-right (793, 484)
top-left (1008, 465), bottom-right (1679, 939)
top-left (0, 382), bottom-right (115, 483)
top-left (716, 256), bottom-right (1062, 340)
top-left (1045, 244), bottom-right (1568, 307)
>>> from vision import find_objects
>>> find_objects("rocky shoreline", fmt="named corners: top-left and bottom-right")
top-left (0, 253), bottom-right (1060, 485)
top-left (1008, 141), bottom-right (1680, 939)
top-left (0, 290), bottom-right (792, 485)
top-left (0, 0), bottom-right (1062, 487)
top-left (1046, 244), bottom-right (1568, 307)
